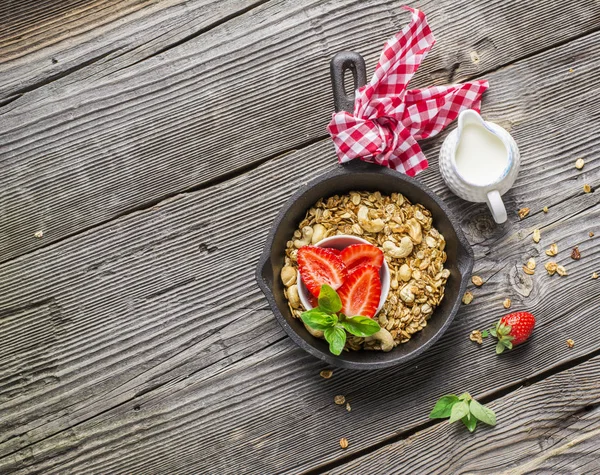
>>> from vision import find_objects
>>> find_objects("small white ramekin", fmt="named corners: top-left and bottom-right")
top-left (297, 235), bottom-right (390, 315)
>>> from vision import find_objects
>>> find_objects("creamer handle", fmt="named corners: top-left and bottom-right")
top-left (486, 190), bottom-right (507, 224)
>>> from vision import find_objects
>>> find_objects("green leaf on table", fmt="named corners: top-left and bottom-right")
top-left (458, 392), bottom-right (472, 402)
top-left (449, 400), bottom-right (470, 423)
top-left (301, 309), bottom-right (336, 331)
top-left (481, 330), bottom-right (489, 338)
top-left (429, 395), bottom-right (459, 419)
top-left (324, 326), bottom-right (346, 356)
top-left (341, 315), bottom-right (380, 337)
top-left (469, 399), bottom-right (496, 426)
top-left (462, 414), bottom-right (477, 432)
top-left (318, 284), bottom-right (342, 314)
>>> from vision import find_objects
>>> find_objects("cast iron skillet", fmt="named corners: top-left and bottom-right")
top-left (256, 51), bottom-right (473, 370)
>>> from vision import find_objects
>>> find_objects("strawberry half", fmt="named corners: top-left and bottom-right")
top-left (493, 311), bottom-right (536, 354)
top-left (297, 246), bottom-right (347, 298)
top-left (337, 265), bottom-right (381, 318)
top-left (340, 243), bottom-right (384, 272)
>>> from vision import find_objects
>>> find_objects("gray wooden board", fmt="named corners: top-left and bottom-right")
top-left (0, 0), bottom-right (264, 100)
top-left (1, 0), bottom-right (599, 263)
top-left (0, 31), bottom-right (599, 473)
top-left (329, 354), bottom-right (600, 475)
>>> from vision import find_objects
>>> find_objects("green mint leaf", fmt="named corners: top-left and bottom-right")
top-left (449, 400), bottom-right (470, 423)
top-left (301, 309), bottom-right (336, 331)
top-left (324, 326), bottom-right (346, 356)
top-left (481, 330), bottom-right (489, 338)
top-left (340, 316), bottom-right (380, 337)
top-left (429, 395), bottom-right (459, 419)
top-left (462, 414), bottom-right (477, 432)
top-left (318, 284), bottom-right (342, 314)
top-left (469, 399), bottom-right (496, 426)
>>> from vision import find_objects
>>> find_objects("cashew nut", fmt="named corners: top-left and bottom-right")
top-left (287, 284), bottom-right (300, 308)
top-left (280, 266), bottom-right (296, 287)
top-left (304, 322), bottom-right (324, 338)
top-left (371, 328), bottom-right (394, 352)
top-left (406, 218), bottom-right (422, 244)
top-left (400, 283), bottom-right (415, 303)
top-left (357, 206), bottom-right (385, 233)
top-left (311, 224), bottom-right (327, 244)
top-left (383, 236), bottom-right (413, 259)
top-left (294, 226), bottom-right (313, 248)
top-left (398, 264), bottom-right (412, 282)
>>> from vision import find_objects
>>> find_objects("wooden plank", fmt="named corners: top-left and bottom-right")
top-left (0, 31), bottom-right (599, 473)
top-left (1, 0), bottom-right (599, 263)
top-left (329, 355), bottom-right (600, 475)
top-left (0, 0), bottom-right (264, 99)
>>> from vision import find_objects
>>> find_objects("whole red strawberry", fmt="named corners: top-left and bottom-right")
top-left (492, 311), bottom-right (536, 354)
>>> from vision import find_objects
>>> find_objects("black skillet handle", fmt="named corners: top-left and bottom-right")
top-left (330, 51), bottom-right (367, 114)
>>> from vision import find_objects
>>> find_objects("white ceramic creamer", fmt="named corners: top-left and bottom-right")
top-left (439, 110), bottom-right (520, 224)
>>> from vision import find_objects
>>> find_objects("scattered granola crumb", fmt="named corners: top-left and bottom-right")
top-left (471, 275), bottom-right (484, 287)
top-left (522, 265), bottom-right (535, 275)
top-left (571, 247), bottom-right (581, 260)
top-left (545, 261), bottom-right (558, 275)
top-left (470, 330), bottom-right (483, 345)
top-left (575, 158), bottom-right (585, 170)
top-left (533, 229), bottom-right (541, 243)
top-left (339, 438), bottom-right (349, 449)
top-left (503, 298), bottom-right (512, 309)
top-left (526, 258), bottom-right (536, 270)
top-left (545, 243), bottom-right (558, 257)
top-left (566, 339), bottom-right (575, 348)
top-left (556, 265), bottom-right (567, 276)
top-left (568, 67), bottom-right (574, 73)
top-left (592, 272), bottom-right (598, 279)
top-left (34, 230), bottom-right (44, 238)
top-left (462, 291), bottom-right (474, 305)
top-left (590, 232), bottom-right (595, 238)
top-left (320, 370), bottom-right (333, 379)
top-left (334, 395), bottom-right (346, 405)
top-left (518, 208), bottom-right (530, 219)
top-left (346, 402), bottom-right (351, 412)
top-left (583, 184), bottom-right (592, 193)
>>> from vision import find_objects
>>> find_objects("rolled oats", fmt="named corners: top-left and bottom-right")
top-left (518, 208), bottom-right (530, 219)
top-left (571, 247), bottom-right (581, 260)
top-left (532, 229), bottom-right (541, 243)
top-left (284, 192), bottom-right (449, 350)
top-left (471, 275), bottom-right (484, 287)
top-left (546, 243), bottom-right (558, 256)
top-left (545, 261), bottom-right (558, 275)
top-left (566, 339), bottom-right (575, 348)
top-left (583, 184), bottom-right (592, 193)
top-left (575, 158), bottom-right (585, 170)
top-left (503, 298), bottom-right (512, 309)
top-left (462, 292), bottom-right (474, 305)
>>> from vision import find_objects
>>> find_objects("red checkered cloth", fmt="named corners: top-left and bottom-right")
top-left (327, 6), bottom-right (489, 176)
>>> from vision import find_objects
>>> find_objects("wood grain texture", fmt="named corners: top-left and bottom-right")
top-left (1, 0), bottom-right (599, 263)
top-left (329, 355), bottom-right (600, 475)
top-left (0, 0), bottom-right (264, 97)
top-left (1, 30), bottom-right (599, 473)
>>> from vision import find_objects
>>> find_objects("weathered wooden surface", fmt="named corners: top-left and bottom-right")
top-left (1, 0), bottom-right (600, 473)
top-left (1, 0), bottom-right (599, 262)
top-left (1, 26), bottom-right (599, 472)
top-left (330, 354), bottom-right (600, 475)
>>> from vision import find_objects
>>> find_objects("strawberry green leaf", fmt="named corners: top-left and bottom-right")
top-left (469, 399), bottom-right (496, 426)
top-left (429, 395), bottom-right (459, 419)
top-left (489, 328), bottom-right (497, 338)
top-left (496, 341), bottom-right (505, 354)
top-left (341, 316), bottom-right (380, 337)
top-left (301, 309), bottom-right (337, 331)
top-left (324, 326), bottom-right (346, 356)
top-left (318, 284), bottom-right (342, 314)
top-left (449, 400), bottom-right (470, 423)
top-left (462, 414), bottom-right (477, 432)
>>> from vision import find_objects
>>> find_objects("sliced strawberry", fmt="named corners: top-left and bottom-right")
top-left (328, 248), bottom-right (342, 258)
top-left (337, 265), bottom-right (381, 318)
top-left (340, 244), bottom-right (384, 271)
top-left (297, 246), bottom-right (347, 298)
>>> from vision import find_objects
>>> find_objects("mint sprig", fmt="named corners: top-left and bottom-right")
top-left (300, 284), bottom-right (380, 356)
top-left (429, 392), bottom-right (496, 432)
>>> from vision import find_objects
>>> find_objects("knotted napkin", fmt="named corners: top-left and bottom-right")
top-left (327, 6), bottom-right (489, 176)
